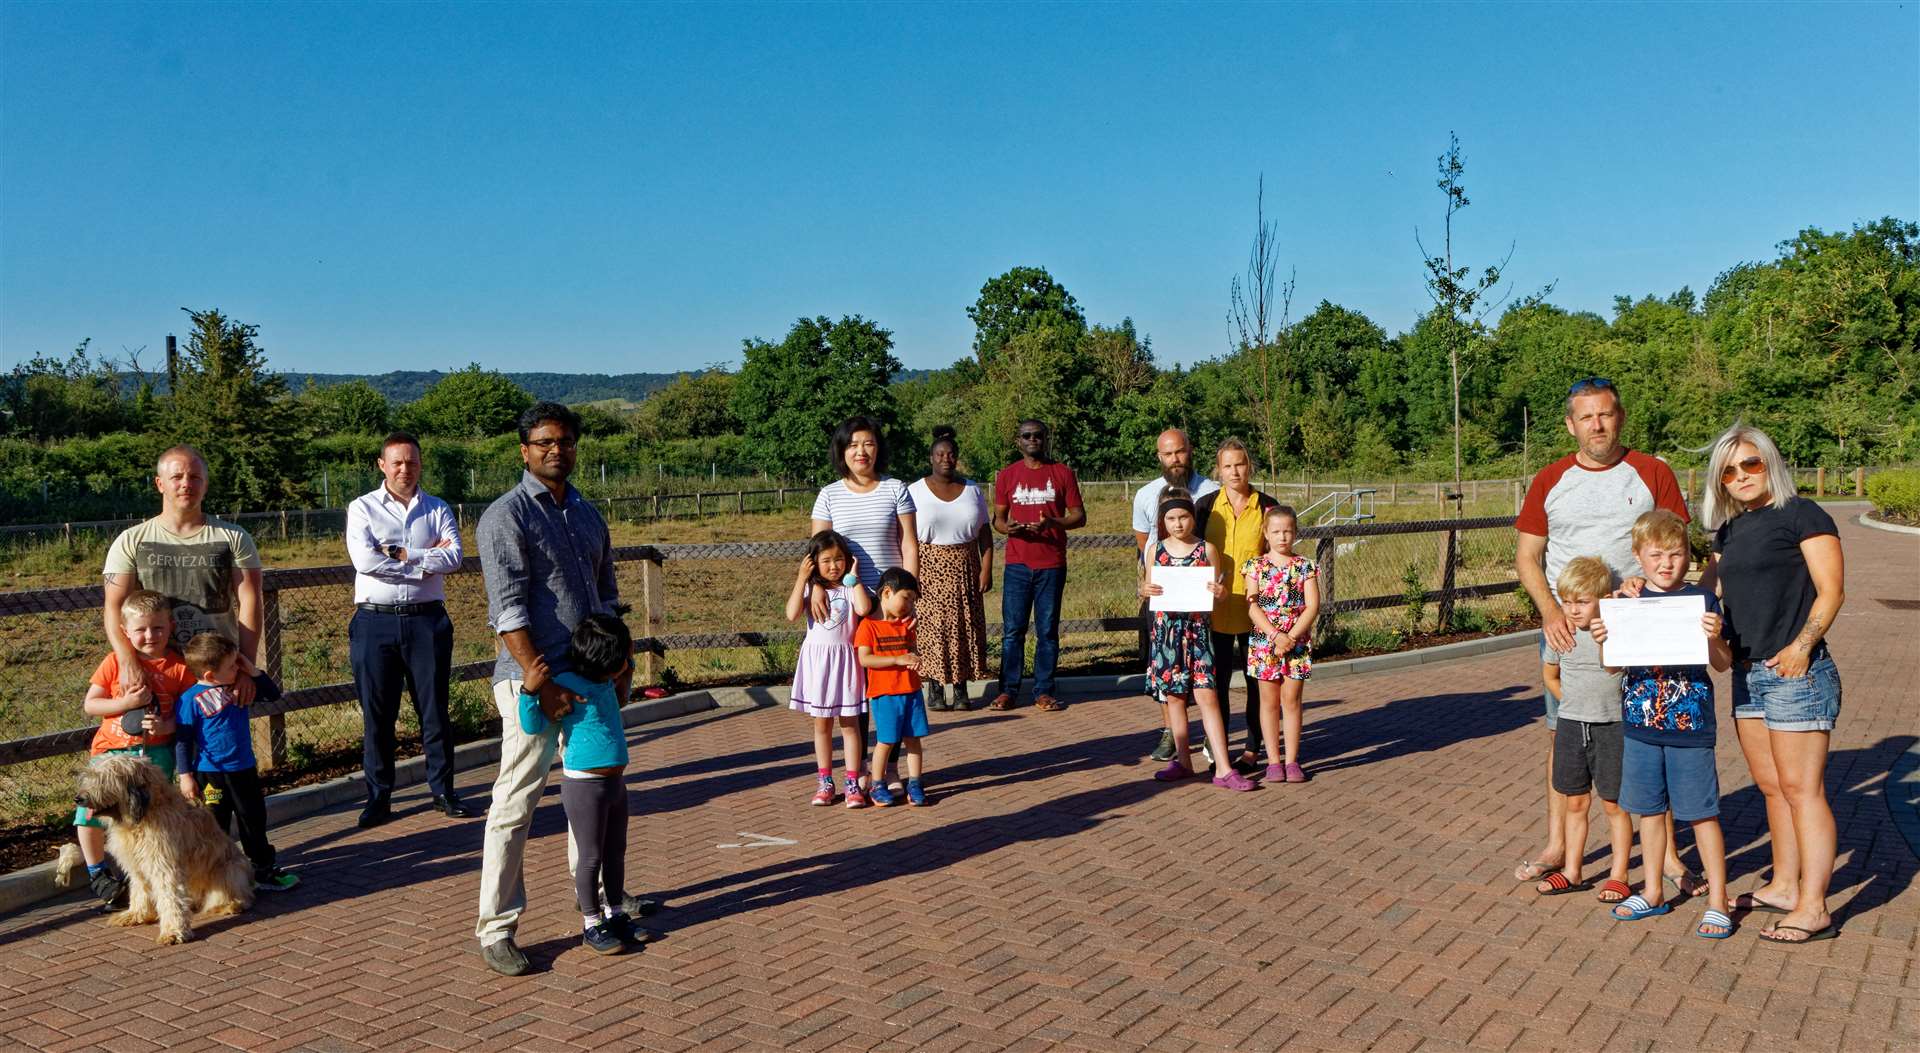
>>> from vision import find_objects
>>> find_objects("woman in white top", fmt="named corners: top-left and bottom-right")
top-left (906, 426), bottom-right (994, 710)
top-left (809, 415), bottom-right (919, 792)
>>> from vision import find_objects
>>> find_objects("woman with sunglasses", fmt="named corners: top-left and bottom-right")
top-left (1703, 423), bottom-right (1846, 944)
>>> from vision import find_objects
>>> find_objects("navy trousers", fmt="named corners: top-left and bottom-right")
top-left (350, 606), bottom-right (456, 802)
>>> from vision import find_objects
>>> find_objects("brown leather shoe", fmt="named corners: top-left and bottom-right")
top-left (1034, 694), bottom-right (1066, 712)
top-left (987, 692), bottom-right (1016, 710)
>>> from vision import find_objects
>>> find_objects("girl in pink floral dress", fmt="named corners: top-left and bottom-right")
top-left (1243, 506), bottom-right (1321, 783)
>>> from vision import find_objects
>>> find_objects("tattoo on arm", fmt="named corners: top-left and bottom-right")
top-left (1794, 614), bottom-right (1827, 651)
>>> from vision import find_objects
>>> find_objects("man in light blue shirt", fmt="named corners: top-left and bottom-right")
top-left (346, 431), bottom-right (466, 828)
top-left (1131, 428), bottom-right (1219, 763)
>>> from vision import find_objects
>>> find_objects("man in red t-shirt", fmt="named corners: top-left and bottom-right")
top-left (989, 420), bottom-right (1086, 712)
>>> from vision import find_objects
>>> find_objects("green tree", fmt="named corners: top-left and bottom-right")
top-left (573, 403), bottom-right (630, 437)
top-left (398, 365), bottom-right (534, 438)
top-left (165, 308), bottom-right (306, 509)
top-left (732, 315), bottom-right (900, 481)
top-left (966, 266), bottom-right (1087, 367)
top-left (0, 340), bottom-right (134, 439)
top-left (296, 378), bottom-right (390, 436)
top-left (633, 371), bottom-right (738, 442)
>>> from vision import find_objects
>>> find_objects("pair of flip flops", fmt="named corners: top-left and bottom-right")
top-left (1611, 894), bottom-right (1673, 921)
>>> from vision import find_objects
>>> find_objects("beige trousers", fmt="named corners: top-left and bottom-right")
top-left (475, 679), bottom-right (578, 945)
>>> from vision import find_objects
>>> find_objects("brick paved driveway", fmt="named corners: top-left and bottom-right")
top-left (3, 511), bottom-right (1914, 1052)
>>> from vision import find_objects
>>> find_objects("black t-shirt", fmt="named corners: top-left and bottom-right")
top-left (1712, 496), bottom-right (1838, 662)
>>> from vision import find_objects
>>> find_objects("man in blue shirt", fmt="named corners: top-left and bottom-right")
top-left (474, 403), bottom-right (656, 977)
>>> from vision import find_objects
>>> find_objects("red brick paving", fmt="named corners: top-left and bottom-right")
top-left (2, 511), bottom-right (1914, 1051)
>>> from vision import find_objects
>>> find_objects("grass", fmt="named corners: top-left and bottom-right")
top-left (0, 482), bottom-right (1527, 828)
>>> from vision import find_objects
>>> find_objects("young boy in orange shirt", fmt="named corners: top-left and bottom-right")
top-left (74, 589), bottom-right (197, 910)
top-left (855, 568), bottom-right (927, 807)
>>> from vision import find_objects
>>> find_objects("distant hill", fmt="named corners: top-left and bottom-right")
top-left (118, 366), bottom-right (939, 404)
top-left (280, 370), bottom-right (687, 404)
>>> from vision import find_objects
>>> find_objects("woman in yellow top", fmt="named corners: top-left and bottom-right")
top-left (1195, 439), bottom-right (1281, 776)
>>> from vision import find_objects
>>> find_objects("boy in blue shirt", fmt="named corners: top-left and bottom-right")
top-left (518, 610), bottom-right (647, 955)
top-left (176, 633), bottom-right (299, 892)
top-left (1593, 510), bottom-right (1732, 939)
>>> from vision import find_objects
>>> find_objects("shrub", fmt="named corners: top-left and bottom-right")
top-left (1400, 562), bottom-right (1427, 635)
top-left (1866, 469), bottom-right (1920, 520)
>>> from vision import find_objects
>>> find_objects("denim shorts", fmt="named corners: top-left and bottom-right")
top-left (870, 692), bottom-right (930, 746)
top-left (1539, 639), bottom-right (1561, 732)
top-left (1731, 652), bottom-right (1841, 733)
top-left (1618, 737), bottom-right (1719, 821)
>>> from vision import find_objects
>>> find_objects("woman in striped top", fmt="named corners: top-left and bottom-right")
top-left (810, 415), bottom-right (918, 793)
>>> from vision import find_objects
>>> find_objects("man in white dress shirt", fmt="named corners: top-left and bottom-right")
top-left (347, 432), bottom-right (468, 827)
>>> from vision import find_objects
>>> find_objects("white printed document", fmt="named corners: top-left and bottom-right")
top-left (1597, 594), bottom-right (1708, 667)
top-left (1148, 565), bottom-right (1217, 612)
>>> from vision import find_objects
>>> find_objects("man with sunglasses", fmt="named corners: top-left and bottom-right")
top-left (989, 419), bottom-right (1086, 711)
top-left (1511, 378), bottom-right (1691, 886)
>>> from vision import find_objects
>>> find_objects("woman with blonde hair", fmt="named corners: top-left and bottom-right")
top-left (1702, 422), bottom-right (1845, 943)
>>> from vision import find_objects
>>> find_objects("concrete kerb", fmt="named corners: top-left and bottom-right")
top-left (0, 628), bottom-right (1540, 916)
top-left (1859, 511), bottom-right (1920, 536)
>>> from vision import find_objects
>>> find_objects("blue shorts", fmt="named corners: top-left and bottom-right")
top-left (1539, 639), bottom-right (1561, 731)
top-left (1732, 652), bottom-right (1841, 733)
top-left (870, 692), bottom-right (929, 746)
top-left (1618, 737), bottom-right (1719, 821)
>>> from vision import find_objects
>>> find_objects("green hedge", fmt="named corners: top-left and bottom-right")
top-left (1867, 469), bottom-right (1920, 519)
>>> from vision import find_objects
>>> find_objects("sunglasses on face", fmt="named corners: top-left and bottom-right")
top-left (1568, 377), bottom-right (1615, 395)
top-left (525, 437), bottom-right (578, 451)
top-left (1720, 456), bottom-right (1766, 482)
top-left (1019, 431), bottom-right (1046, 440)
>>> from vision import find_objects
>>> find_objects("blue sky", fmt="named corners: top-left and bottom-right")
top-left (3, 1), bottom-right (1914, 376)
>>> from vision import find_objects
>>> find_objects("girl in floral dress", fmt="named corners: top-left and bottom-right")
top-left (1243, 506), bottom-right (1321, 783)
top-left (1139, 491), bottom-right (1259, 791)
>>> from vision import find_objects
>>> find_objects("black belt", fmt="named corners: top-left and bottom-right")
top-left (357, 601), bottom-right (444, 616)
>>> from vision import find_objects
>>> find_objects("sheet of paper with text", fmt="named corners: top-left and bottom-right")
top-left (1598, 594), bottom-right (1708, 667)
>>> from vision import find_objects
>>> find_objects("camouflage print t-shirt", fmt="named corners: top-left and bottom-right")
top-left (103, 516), bottom-right (263, 648)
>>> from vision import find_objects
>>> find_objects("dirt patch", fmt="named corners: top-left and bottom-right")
top-left (1869, 509), bottom-right (1919, 527)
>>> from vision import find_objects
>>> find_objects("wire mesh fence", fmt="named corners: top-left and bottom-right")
top-left (0, 516), bottom-right (1524, 827)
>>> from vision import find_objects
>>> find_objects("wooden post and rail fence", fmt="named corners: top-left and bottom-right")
top-left (0, 515), bottom-right (1524, 774)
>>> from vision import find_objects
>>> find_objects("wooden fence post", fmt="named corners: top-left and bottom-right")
top-left (638, 551), bottom-right (666, 685)
top-left (1314, 535), bottom-right (1338, 644)
top-left (1816, 466), bottom-right (1826, 497)
top-left (651, 493), bottom-right (660, 519)
top-left (737, 490), bottom-right (745, 514)
top-left (695, 492), bottom-right (703, 517)
top-left (1388, 481), bottom-right (1397, 503)
top-left (1434, 528), bottom-right (1458, 631)
top-left (1854, 466), bottom-right (1865, 496)
top-left (254, 588), bottom-right (288, 772)
top-left (279, 510), bottom-right (288, 541)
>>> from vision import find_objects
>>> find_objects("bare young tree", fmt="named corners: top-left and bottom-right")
top-left (1229, 175), bottom-right (1297, 479)
top-left (1416, 133), bottom-right (1513, 509)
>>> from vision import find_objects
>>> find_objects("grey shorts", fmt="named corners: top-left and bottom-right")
top-left (1551, 718), bottom-right (1623, 801)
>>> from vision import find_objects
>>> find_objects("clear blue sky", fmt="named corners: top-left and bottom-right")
top-left (3, 1), bottom-right (1915, 376)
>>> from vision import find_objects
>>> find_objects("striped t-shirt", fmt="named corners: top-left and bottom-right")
top-left (811, 478), bottom-right (915, 590)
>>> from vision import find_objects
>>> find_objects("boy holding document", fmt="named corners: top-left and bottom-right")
top-left (1592, 510), bottom-right (1735, 938)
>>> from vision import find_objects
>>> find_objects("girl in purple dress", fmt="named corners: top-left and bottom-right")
top-left (785, 531), bottom-right (874, 806)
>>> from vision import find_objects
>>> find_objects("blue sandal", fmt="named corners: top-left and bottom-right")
top-left (1611, 894), bottom-right (1672, 921)
top-left (1696, 910), bottom-right (1734, 939)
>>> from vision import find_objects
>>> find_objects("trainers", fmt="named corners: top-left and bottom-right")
top-left (844, 776), bottom-right (868, 809)
top-left (254, 867), bottom-right (299, 892)
top-left (481, 937), bottom-right (531, 976)
top-left (618, 892), bottom-right (662, 918)
top-left (906, 778), bottom-right (927, 806)
top-left (605, 911), bottom-right (656, 947)
top-left (810, 776), bottom-right (836, 806)
top-left (1150, 729), bottom-right (1176, 762)
top-left (583, 923), bottom-right (626, 955)
top-left (88, 866), bottom-right (128, 913)
top-left (870, 783), bottom-right (896, 807)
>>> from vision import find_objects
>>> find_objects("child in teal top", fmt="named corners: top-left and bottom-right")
top-left (517, 610), bottom-right (641, 955)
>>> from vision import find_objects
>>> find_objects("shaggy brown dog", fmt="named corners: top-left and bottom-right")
top-left (57, 754), bottom-right (255, 943)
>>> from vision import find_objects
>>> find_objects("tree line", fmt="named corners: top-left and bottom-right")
top-left (4, 216), bottom-right (1915, 520)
